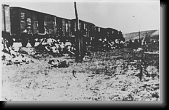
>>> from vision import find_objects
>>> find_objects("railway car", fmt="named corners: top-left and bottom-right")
top-left (2, 4), bottom-right (60, 47)
top-left (70, 19), bottom-right (96, 51)
top-left (2, 4), bottom-right (125, 52)
top-left (117, 31), bottom-right (125, 44)
top-left (94, 26), bottom-right (110, 51)
top-left (78, 20), bottom-right (95, 49)
top-left (81, 20), bottom-right (95, 52)
top-left (106, 28), bottom-right (118, 42)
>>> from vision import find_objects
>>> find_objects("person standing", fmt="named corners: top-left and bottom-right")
top-left (144, 32), bottom-right (150, 51)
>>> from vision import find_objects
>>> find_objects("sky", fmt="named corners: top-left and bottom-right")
top-left (2, 0), bottom-right (160, 34)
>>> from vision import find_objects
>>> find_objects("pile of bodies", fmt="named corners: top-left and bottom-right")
top-left (39, 38), bottom-right (76, 57)
top-left (2, 47), bottom-right (33, 65)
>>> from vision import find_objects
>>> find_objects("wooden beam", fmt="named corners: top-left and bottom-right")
top-left (74, 2), bottom-right (83, 62)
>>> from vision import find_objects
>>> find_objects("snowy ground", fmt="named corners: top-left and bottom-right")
top-left (1, 44), bottom-right (159, 101)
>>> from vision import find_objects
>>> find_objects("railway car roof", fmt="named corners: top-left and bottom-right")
top-left (10, 7), bottom-right (70, 21)
top-left (71, 19), bottom-right (95, 25)
top-left (106, 28), bottom-right (118, 32)
top-left (10, 6), bottom-right (120, 33)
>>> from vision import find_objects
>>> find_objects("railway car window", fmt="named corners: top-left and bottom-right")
top-left (62, 19), bottom-right (65, 37)
top-left (27, 18), bottom-right (31, 25)
top-left (32, 14), bottom-right (39, 34)
top-left (98, 27), bottom-right (100, 32)
top-left (66, 23), bottom-right (68, 32)
top-left (20, 12), bottom-right (25, 20)
top-left (44, 15), bottom-right (54, 34)
top-left (27, 18), bottom-right (32, 34)
top-left (20, 20), bottom-right (27, 33)
top-left (68, 20), bottom-right (71, 36)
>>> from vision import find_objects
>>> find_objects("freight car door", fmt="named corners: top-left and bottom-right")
top-left (38, 13), bottom-right (45, 33)
top-left (53, 17), bottom-right (58, 36)
top-left (26, 11), bottom-right (33, 34)
top-left (32, 13), bottom-right (39, 34)
top-left (44, 15), bottom-right (54, 35)
top-left (10, 7), bottom-right (19, 36)
top-left (62, 19), bottom-right (66, 37)
top-left (20, 10), bottom-right (27, 34)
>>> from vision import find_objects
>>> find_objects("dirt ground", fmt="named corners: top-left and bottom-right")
top-left (1, 45), bottom-right (160, 101)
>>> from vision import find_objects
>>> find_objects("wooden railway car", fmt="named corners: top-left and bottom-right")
top-left (2, 5), bottom-right (64, 47)
top-left (94, 27), bottom-right (109, 51)
top-left (57, 18), bottom-right (73, 42)
top-left (106, 28), bottom-right (125, 48)
top-left (80, 20), bottom-right (95, 52)
top-left (2, 4), bottom-right (124, 51)
top-left (70, 19), bottom-right (96, 51)
top-left (106, 28), bottom-right (118, 42)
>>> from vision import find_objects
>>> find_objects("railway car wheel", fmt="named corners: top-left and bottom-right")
top-left (30, 38), bottom-right (35, 47)
top-left (21, 39), bottom-right (28, 47)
